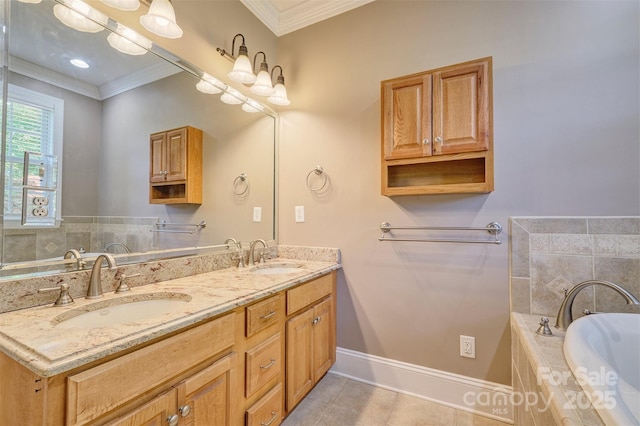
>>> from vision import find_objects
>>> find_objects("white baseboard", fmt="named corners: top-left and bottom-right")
top-left (331, 347), bottom-right (514, 424)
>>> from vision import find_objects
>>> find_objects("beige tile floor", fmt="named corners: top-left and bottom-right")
top-left (282, 373), bottom-right (512, 426)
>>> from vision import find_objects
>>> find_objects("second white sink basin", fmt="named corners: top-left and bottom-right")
top-left (52, 293), bottom-right (192, 329)
top-left (251, 263), bottom-right (304, 275)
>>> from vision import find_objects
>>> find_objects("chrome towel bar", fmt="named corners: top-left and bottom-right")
top-left (379, 222), bottom-right (502, 245)
top-left (150, 220), bottom-right (207, 234)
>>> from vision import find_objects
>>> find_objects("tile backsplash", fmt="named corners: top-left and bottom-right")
top-left (509, 217), bottom-right (640, 317)
top-left (2, 216), bottom-right (158, 263)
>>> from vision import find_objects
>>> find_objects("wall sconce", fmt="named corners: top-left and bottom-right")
top-left (250, 52), bottom-right (274, 96)
top-left (53, 0), bottom-right (108, 33)
top-left (217, 34), bottom-right (257, 85)
top-left (267, 66), bottom-right (291, 106)
top-left (140, 0), bottom-right (183, 39)
top-left (100, 0), bottom-right (140, 11)
top-left (107, 24), bottom-right (152, 55)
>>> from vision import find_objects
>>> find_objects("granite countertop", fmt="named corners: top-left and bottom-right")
top-left (0, 258), bottom-right (341, 377)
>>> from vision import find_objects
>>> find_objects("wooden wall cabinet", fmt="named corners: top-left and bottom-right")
top-left (149, 126), bottom-right (203, 204)
top-left (381, 57), bottom-right (493, 195)
top-left (285, 274), bottom-right (336, 411)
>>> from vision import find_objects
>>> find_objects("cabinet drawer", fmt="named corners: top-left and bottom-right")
top-left (246, 295), bottom-right (281, 337)
top-left (246, 383), bottom-right (283, 426)
top-left (246, 333), bottom-right (281, 397)
top-left (286, 274), bottom-right (333, 315)
top-left (67, 313), bottom-right (234, 425)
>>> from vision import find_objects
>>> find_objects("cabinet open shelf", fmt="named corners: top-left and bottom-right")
top-left (383, 153), bottom-right (493, 195)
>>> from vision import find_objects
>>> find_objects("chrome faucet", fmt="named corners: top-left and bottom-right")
top-left (87, 254), bottom-right (117, 299)
top-left (248, 239), bottom-right (268, 265)
top-left (225, 238), bottom-right (245, 268)
top-left (64, 249), bottom-right (86, 270)
top-left (104, 242), bottom-right (131, 254)
top-left (555, 280), bottom-right (640, 330)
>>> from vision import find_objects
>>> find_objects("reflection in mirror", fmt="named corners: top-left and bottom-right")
top-left (2, 0), bottom-right (276, 278)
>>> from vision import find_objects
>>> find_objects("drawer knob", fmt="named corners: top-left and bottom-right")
top-left (179, 404), bottom-right (191, 417)
top-left (167, 414), bottom-right (179, 426)
top-left (260, 358), bottom-right (276, 369)
top-left (261, 411), bottom-right (278, 426)
top-left (312, 316), bottom-right (321, 325)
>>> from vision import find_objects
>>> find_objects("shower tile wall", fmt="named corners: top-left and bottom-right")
top-left (509, 217), bottom-right (640, 317)
top-left (2, 216), bottom-right (158, 262)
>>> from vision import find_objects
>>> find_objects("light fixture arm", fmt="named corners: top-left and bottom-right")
top-left (217, 33), bottom-right (247, 62)
top-left (253, 51), bottom-right (269, 73)
top-left (271, 65), bottom-right (285, 85)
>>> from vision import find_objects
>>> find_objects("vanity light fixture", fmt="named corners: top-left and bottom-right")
top-left (53, 0), bottom-right (109, 33)
top-left (16, 0), bottom-right (42, 3)
top-left (100, 0), bottom-right (140, 11)
top-left (267, 66), bottom-right (291, 106)
top-left (140, 0), bottom-right (183, 39)
top-left (196, 73), bottom-right (224, 94)
top-left (107, 24), bottom-right (152, 56)
top-left (218, 34), bottom-right (257, 85)
top-left (220, 87), bottom-right (246, 105)
top-left (250, 52), bottom-right (274, 96)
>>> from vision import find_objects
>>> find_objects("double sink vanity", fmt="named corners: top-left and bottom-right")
top-left (0, 246), bottom-right (341, 425)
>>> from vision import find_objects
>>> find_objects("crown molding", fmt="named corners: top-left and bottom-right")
top-left (241, 0), bottom-right (375, 36)
top-left (9, 56), bottom-right (180, 101)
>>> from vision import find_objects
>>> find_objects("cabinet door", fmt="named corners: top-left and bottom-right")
top-left (165, 128), bottom-right (187, 181)
top-left (285, 308), bottom-right (314, 410)
top-left (176, 353), bottom-right (235, 426)
top-left (432, 60), bottom-right (490, 155)
top-left (382, 74), bottom-right (432, 160)
top-left (312, 296), bottom-right (334, 380)
top-left (150, 132), bottom-right (167, 182)
top-left (108, 388), bottom-right (177, 426)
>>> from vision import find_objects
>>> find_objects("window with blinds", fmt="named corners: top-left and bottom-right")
top-left (4, 85), bottom-right (63, 224)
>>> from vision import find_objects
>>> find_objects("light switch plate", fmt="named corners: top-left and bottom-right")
top-left (295, 206), bottom-right (305, 223)
top-left (253, 207), bottom-right (262, 223)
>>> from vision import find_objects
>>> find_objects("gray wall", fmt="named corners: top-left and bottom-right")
top-left (275, 0), bottom-right (639, 386)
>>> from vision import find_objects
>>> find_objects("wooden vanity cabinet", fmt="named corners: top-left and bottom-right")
top-left (0, 271), bottom-right (338, 426)
top-left (149, 126), bottom-right (203, 204)
top-left (285, 274), bottom-right (336, 411)
top-left (241, 294), bottom-right (286, 426)
top-left (381, 57), bottom-right (493, 195)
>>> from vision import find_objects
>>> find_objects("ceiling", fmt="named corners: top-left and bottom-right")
top-left (240, 0), bottom-right (376, 36)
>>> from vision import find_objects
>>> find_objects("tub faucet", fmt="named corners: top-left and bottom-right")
top-left (64, 249), bottom-right (86, 270)
top-left (555, 280), bottom-right (640, 330)
top-left (87, 254), bottom-right (117, 299)
top-left (248, 239), bottom-right (267, 265)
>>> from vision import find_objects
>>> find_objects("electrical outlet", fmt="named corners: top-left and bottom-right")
top-left (253, 207), bottom-right (262, 223)
top-left (295, 206), bottom-right (305, 223)
top-left (32, 206), bottom-right (49, 217)
top-left (32, 197), bottom-right (49, 206)
top-left (460, 335), bottom-right (476, 359)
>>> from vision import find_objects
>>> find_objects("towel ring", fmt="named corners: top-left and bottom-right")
top-left (233, 173), bottom-right (249, 195)
top-left (306, 166), bottom-right (328, 192)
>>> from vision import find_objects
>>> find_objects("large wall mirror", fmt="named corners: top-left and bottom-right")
top-left (1, 0), bottom-right (276, 277)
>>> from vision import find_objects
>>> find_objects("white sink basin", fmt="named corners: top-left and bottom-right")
top-left (52, 293), bottom-right (192, 329)
top-left (251, 263), bottom-right (304, 275)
